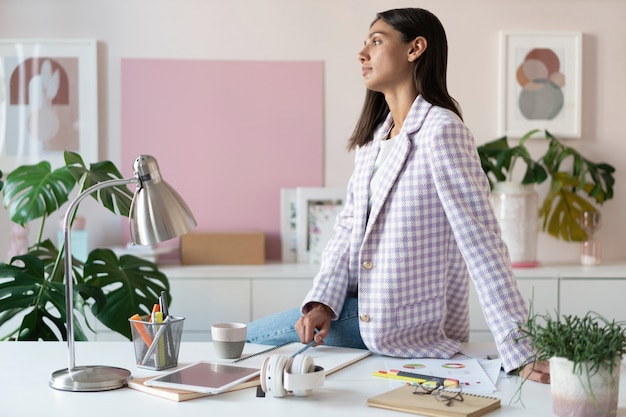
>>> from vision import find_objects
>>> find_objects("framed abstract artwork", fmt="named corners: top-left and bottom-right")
top-left (498, 31), bottom-right (582, 138)
top-left (294, 187), bottom-right (345, 264)
top-left (0, 39), bottom-right (98, 171)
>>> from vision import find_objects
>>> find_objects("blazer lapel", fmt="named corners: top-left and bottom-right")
top-left (365, 96), bottom-right (433, 231)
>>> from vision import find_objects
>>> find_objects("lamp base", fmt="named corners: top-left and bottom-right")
top-left (49, 365), bottom-right (131, 392)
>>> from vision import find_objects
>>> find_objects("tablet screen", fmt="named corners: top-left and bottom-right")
top-left (144, 361), bottom-right (260, 394)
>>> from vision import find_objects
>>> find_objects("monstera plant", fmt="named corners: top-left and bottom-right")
top-left (0, 151), bottom-right (171, 341)
top-left (477, 129), bottom-right (615, 242)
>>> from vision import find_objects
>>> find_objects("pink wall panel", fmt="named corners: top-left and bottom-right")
top-left (121, 59), bottom-right (324, 260)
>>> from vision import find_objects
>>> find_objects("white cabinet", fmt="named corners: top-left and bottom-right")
top-left (469, 277), bottom-right (558, 342)
top-left (92, 262), bottom-right (626, 343)
top-left (560, 279), bottom-right (626, 322)
top-left (251, 279), bottom-right (312, 319)
top-left (93, 263), bottom-right (317, 341)
top-left (469, 262), bottom-right (626, 342)
top-left (169, 278), bottom-right (250, 341)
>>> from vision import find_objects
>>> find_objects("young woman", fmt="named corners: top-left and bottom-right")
top-left (248, 8), bottom-right (549, 384)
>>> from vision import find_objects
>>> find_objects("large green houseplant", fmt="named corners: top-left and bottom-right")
top-left (0, 151), bottom-right (171, 341)
top-left (477, 129), bottom-right (616, 242)
top-left (515, 309), bottom-right (626, 417)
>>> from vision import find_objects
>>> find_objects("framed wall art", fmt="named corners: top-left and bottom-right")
top-left (0, 39), bottom-right (98, 171)
top-left (294, 187), bottom-right (345, 264)
top-left (498, 31), bottom-right (582, 138)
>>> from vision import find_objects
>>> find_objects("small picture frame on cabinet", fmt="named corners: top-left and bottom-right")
top-left (294, 187), bottom-right (345, 264)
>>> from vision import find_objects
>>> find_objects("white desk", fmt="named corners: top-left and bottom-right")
top-left (3, 341), bottom-right (626, 417)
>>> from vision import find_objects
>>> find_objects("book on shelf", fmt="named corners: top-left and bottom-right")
top-left (367, 383), bottom-right (501, 417)
top-left (127, 341), bottom-right (371, 402)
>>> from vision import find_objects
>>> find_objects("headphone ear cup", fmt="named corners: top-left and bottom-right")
top-left (289, 355), bottom-right (315, 397)
top-left (260, 355), bottom-right (289, 398)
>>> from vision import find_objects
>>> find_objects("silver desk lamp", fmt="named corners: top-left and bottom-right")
top-left (49, 155), bottom-right (197, 391)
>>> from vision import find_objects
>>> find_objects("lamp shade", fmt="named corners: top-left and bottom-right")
top-left (131, 155), bottom-right (197, 245)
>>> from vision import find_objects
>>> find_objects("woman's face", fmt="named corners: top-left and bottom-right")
top-left (357, 19), bottom-right (415, 94)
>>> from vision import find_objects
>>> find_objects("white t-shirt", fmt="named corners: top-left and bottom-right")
top-left (369, 134), bottom-right (399, 208)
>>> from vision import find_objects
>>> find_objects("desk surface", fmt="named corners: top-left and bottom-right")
top-left (2, 341), bottom-right (626, 417)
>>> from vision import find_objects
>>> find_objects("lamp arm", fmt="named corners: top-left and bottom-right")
top-left (63, 177), bottom-right (137, 371)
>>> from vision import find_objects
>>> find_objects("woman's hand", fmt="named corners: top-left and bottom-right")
top-left (295, 303), bottom-right (332, 345)
top-left (519, 361), bottom-right (550, 384)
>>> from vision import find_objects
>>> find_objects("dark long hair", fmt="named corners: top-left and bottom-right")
top-left (348, 8), bottom-right (462, 150)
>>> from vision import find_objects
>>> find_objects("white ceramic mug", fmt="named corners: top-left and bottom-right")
top-left (211, 322), bottom-right (247, 359)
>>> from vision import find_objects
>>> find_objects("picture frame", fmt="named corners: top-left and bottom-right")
top-left (0, 39), bottom-right (98, 171)
top-left (294, 187), bottom-right (345, 264)
top-left (280, 188), bottom-right (298, 263)
top-left (498, 31), bottom-right (582, 138)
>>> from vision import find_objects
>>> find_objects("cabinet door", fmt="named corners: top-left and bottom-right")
top-left (169, 278), bottom-right (251, 341)
top-left (93, 278), bottom-right (251, 342)
top-left (252, 279), bottom-right (312, 320)
top-left (560, 279), bottom-right (626, 322)
top-left (469, 278), bottom-right (558, 342)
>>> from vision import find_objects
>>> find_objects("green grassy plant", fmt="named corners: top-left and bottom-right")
top-left (516, 309), bottom-right (626, 376)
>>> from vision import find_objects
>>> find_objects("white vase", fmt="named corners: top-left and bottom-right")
top-left (550, 356), bottom-right (621, 417)
top-left (490, 182), bottom-right (538, 267)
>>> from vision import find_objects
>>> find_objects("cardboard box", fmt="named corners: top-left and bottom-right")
top-left (181, 232), bottom-right (265, 265)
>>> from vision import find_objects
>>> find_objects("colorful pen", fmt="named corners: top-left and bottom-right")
top-left (155, 311), bottom-right (166, 367)
top-left (159, 291), bottom-right (169, 318)
top-left (141, 315), bottom-right (172, 366)
top-left (130, 313), bottom-right (153, 346)
top-left (291, 329), bottom-right (319, 357)
top-left (373, 369), bottom-right (460, 388)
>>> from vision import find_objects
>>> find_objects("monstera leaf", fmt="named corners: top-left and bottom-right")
top-left (0, 152), bottom-right (174, 341)
top-left (84, 249), bottom-right (170, 339)
top-left (1, 161), bottom-right (76, 226)
top-left (477, 129), bottom-right (548, 188)
top-left (539, 173), bottom-right (596, 241)
top-left (539, 132), bottom-right (616, 241)
top-left (65, 151), bottom-right (134, 217)
top-left (0, 254), bottom-right (101, 341)
top-left (0, 248), bottom-right (170, 341)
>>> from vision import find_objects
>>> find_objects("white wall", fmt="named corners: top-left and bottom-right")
top-left (1, 0), bottom-right (624, 264)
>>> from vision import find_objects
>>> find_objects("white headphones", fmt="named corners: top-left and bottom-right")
top-left (260, 354), bottom-right (325, 397)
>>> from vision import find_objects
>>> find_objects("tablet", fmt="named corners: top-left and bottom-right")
top-left (144, 361), bottom-right (261, 394)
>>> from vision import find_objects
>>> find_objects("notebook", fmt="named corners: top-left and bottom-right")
top-left (367, 383), bottom-right (501, 417)
top-left (127, 342), bottom-right (371, 401)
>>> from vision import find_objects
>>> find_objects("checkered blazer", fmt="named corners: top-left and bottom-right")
top-left (303, 96), bottom-right (533, 372)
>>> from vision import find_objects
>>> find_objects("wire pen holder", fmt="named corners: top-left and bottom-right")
top-left (129, 315), bottom-right (185, 370)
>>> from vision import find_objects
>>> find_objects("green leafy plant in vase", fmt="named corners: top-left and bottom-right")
top-left (515, 308), bottom-right (626, 417)
top-left (0, 151), bottom-right (172, 341)
top-left (477, 130), bottom-right (615, 264)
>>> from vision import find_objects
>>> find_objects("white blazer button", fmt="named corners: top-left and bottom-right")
top-left (359, 314), bottom-right (370, 322)
top-left (362, 261), bottom-right (373, 270)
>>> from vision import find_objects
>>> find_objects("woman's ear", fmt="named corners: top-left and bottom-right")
top-left (408, 36), bottom-right (427, 62)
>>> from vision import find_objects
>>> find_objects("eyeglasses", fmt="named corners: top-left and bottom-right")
top-left (412, 382), bottom-right (464, 407)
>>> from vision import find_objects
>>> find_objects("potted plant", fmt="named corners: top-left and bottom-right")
top-left (0, 151), bottom-right (172, 341)
top-left (477, 130), bottom-right (616, 264)
top-left (515, 309), bottom-right (626, 417)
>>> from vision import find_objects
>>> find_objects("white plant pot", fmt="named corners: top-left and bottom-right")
top-left (490, 182), bottom-right (538, 267)
top-left (550, 356), bottom-right (621, 417)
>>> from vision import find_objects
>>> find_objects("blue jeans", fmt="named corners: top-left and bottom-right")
top-left (246, 297), bottom-right (367, 350)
